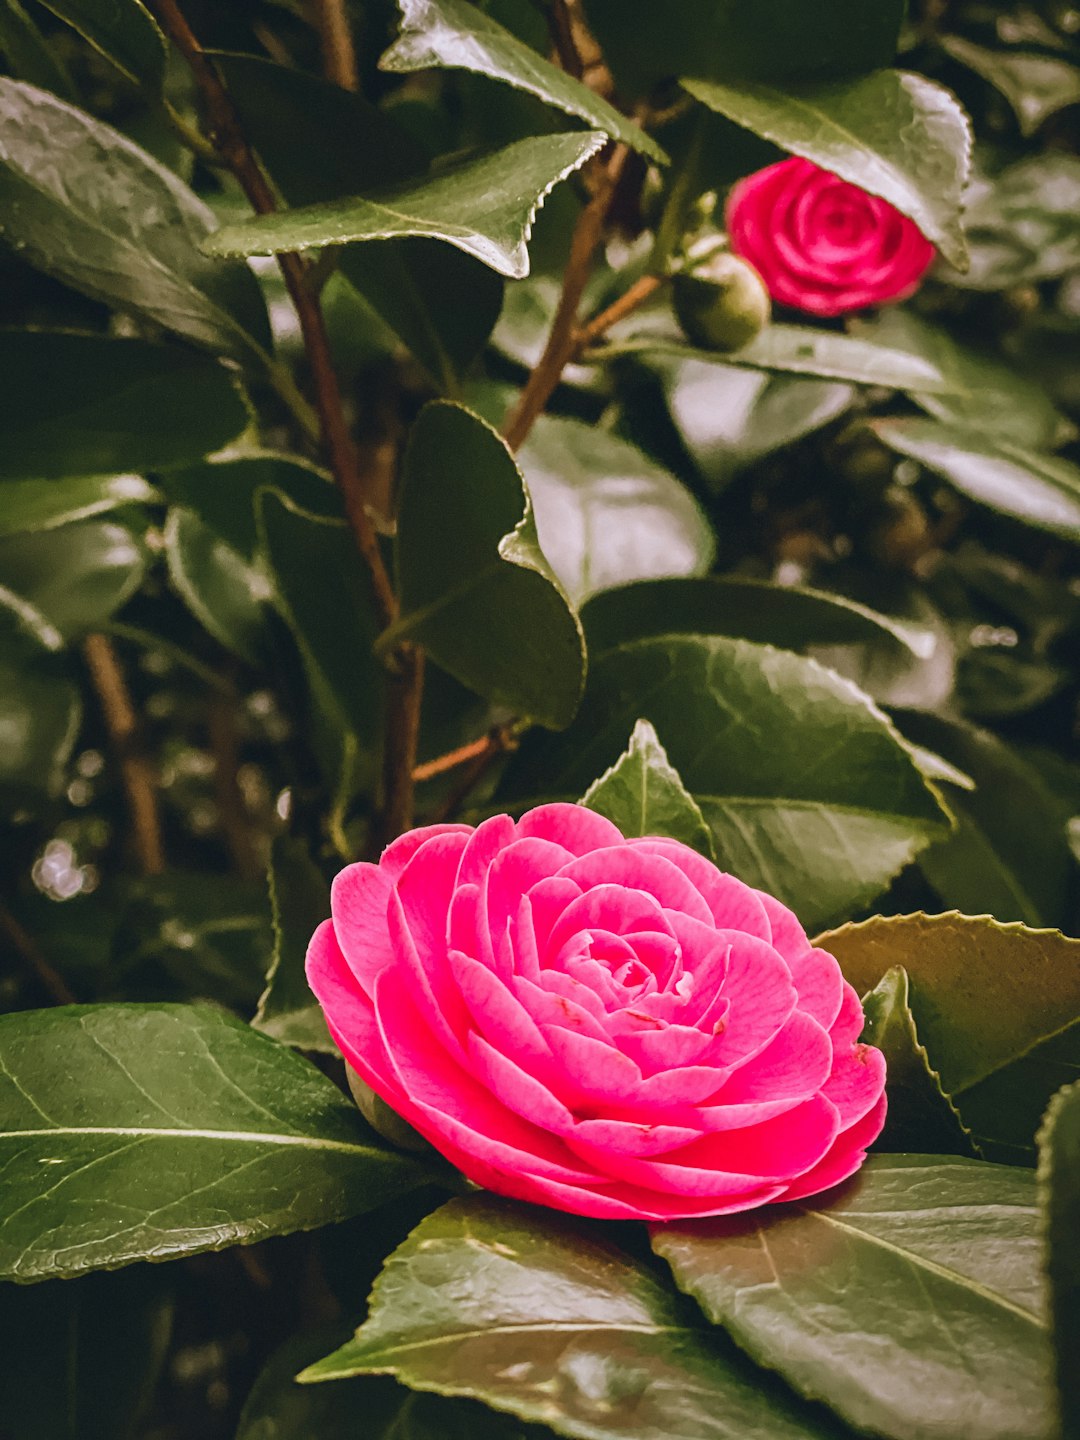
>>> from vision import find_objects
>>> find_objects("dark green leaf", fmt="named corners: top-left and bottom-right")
top-left (858, 308), bottom-right (1069, 449)
top-left (684, 70), bottom-right (971, 270)
top-left (873, 417), bottom-right (1080, 541)
top-left (1038, 1081), bottom-right (1080, 1440)
top-left (204, 131), bottom-right (605, 280)
top-left (517, 415), bottom-right (713, 607)
top-left (503, 634), bottom-right (950, 930)
top-left (860, 967), bottom-right (976, 1157)
top-left (819, 912), bottom-right (1080, 1162)
top-left (0, 1003), bottom-right (431, 1281)
top-left (253, 834), bottom-right (337, 1054)
top-left (0, 331), bottom-right (251, 479)
top-left (0, 0), bottom-right (76, 101)
top-left (0, 516), bottom-right (149, 644)
top-left (894, 711), bottom-right (1074, 929)
top-left (386, 401), bottom-right (584, 729)
top-left (582, 718), bottom-right (715, 859)
top-left (0, 475), bottom-right (157, 539)
top-left (941, 35), bottom-right (1080, 138)
top-left (163, 508), bottom-right (268, 667)
top-left (217, 52), bottom-right (503, 391)
top-left (0, 79), bottom-right (271, 359)
top-left (581, 0), bottom-right (904, 96)
top-left (947, 152), bottom-right (1080, 289)
top-left (0, 650), bottom-right (80, 797)
top-left (652, 1154), bottom-right (1054, 1440)
top-left (301, 1195), bottom-right (850, 1440)
top-left (36, 0), bottom-right (165, 91)
top-left (381, 0), bottom-right (666, 163)
top-left (0, 1264), bottom-right (174, 1440)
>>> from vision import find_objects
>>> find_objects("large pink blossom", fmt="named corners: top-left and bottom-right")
top-left (726, 156), bottom-right (936, 317)
top-left (307, 804), bottom-right (886, 1221)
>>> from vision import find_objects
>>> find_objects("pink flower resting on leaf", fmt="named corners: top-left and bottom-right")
top-left (307, 804), bottom-right (886, 1221)
top-left (726, 156), bottom-right (936, 317)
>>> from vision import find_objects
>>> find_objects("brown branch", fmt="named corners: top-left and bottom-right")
top-left (546, 0), bottom-right (584, 78)
top-left (501, 141), bottom-right (631, 452)
top-left (310, 0), bottom-right (359, 89)
top-left (0, 901), bottom-right (77, 1006)
top-left (83, 633), bottom-right (165, 878)
top-left (376, 644), bottom-right (425, 848)
top-left (572, 272), bottom-right (664, 352)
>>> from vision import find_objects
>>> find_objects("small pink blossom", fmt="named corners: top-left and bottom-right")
top-left (726, 156), bottom-right (936, 317)
top-left (307, 804), bottom-right (886, 1221)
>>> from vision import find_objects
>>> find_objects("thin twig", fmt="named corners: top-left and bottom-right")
top-left (413, 733), bottom-right (493, 783)
top-left (376, 645), bottom-right (425, 848)
top-left (572, 272), bottom-right (664, 352)
top-left (309, 0), bottom-right (359, 90)
top-left (501, 141), bottom-right (631, 451)
top-left (546, 0), bottom-right (584, 78)
top-left (83, 633), bottom-right (165, 878)
top-left (0, 901), bottom-right (77, 1006)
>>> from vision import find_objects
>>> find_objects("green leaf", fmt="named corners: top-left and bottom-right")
top-left (653, 356), bottom-right (854, 488)
top-left (818, 912), bottom-right (1080, 1162)
top-left (860, 967), bottom-right (976, 1157)
top-left (0, 79), bottom-right (270, 360)
top-left (652, 1154), bottom-right (1054, 1440)
top-left (580, 577), bottom-right (929, 659)
top-left (163, 508), bottom-right (268, 667)
top-left (0, 1003), bottom-right (432, 1282)
top-left (0, 1264), bottom-right (174, 1440)
top-left (858, 308), bottom-right (1069, 450)
top-left (503, 634), bottom-right (950, 930)
top-left (381, 0), bottom-right (666, 163)
top-left (873, 417), bottom-right (1080, 541)
top-left (516, 415), bottom-right (714, 607)
top-left (941, 35), bottom-right (1080, 138)
top-left (949, 152), bottom-right (1080, 289)
top-left (300, 1194), bottom-right (850, 1440)
top-left (36, 0), bottom-right (166, 91)
top-left (217, 51), bottom-right (503, 392)
top-left (0, 331), bottom-right (251, 479)
top-left (0, 516), bottom-right (149, 644)
top-left (0, 0), bottom-right (77, 101)
top-left (1038, 1081), bottom-right (1080, 1440)
top-left (0, 650), bottom-right (81, 797)
top-left (204, 131), bottom-right (605, 280)
top-left (581, 0), bottom-right (905, 96)
top-left (0, 475), bottom-right (157, 540)
top-left (894, 711), bottom-right (1074, 928)
top-left (582, 718), bottom-right (715, 859)
top-left (684, 70), bottom-right (972, 271)
top-left (253, 834), bottom-right (337, 1054)
top-left (386, 402), bottom-right (584, 729)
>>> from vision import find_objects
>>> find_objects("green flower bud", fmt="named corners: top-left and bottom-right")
top-left (673, 251), bottom-right (771, 352)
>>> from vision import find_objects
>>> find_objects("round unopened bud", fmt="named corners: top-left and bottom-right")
top-left (674, 251), bottom-right (771, 352)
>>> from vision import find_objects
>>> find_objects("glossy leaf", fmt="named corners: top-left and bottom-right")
top-left (518, 414), bottom-right (714, 607)
top-left (949, 152), bottom-right (1080, 289)
top-left (504, 633), bottom-right (950, 930)
top-left (874, 417), bottom-right (1080, 541)
top-left (252, 834), bottom-right (337, 1054)
top-left (0, 517), bottom-right (149, 644)
top-left (382, 0), bottom-right (665, 162)
top-left (0, 1003), bottom-right (431, 1281)
top-left (859, 308), bottom-right (1068, 449)
top-left (386, 402), bottom-right (584, 729)
top-left (205, 131), bottom-right (604, 280)
top-left (0, 331), bottom-right (251, 479)
top-left (819, 912), bottom-right (1080, 1162)
top-left (652, 1154), bottom-right (1054, 1440)
top-left (1038, 1081), bottom-right (1080, 1440)
top-left (942, 35), bottom-right (1080, 138)
top-left (163, 508), bottom-right (268, 667)
top-left (218, 52), bottom-right (503, 391)
top-left (301, 1194), bottom-right (850, 1440)
top-left (684, 70), bottom-right (971, 270)
top-left (860, 967), bottom-right (976, 1157)
top-left (0, 0), bottom-right (76, 101)
top-left (582, 718), bottom-right (715, 859)
top-left (36, 0), bottom-right (166, 91)
top-left (0, 650), bottom-right (80, 797)
top-left (0, 79), bottom-right (270, 360)
top-left (582, 0), bottom-right (905, 96)
top-left (894, 710), bottom-right (1074, 928)
top-left (0, 475), bottom-right (157, 540)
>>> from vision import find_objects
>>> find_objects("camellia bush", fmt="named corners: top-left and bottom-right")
top-left (2, 0), bottom-right (1080, 1436)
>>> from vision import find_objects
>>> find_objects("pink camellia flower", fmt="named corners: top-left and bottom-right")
top-left (726, 156), bottom-right (936, 317)
top-left (307, 804), bottom-right (886, 1221)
